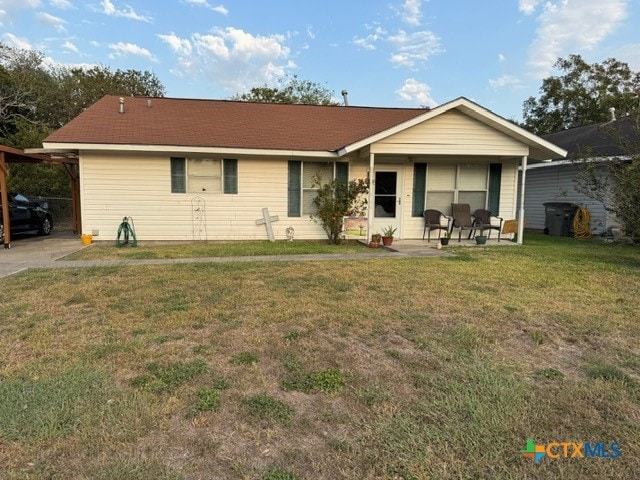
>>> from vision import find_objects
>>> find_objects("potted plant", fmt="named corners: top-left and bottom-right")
top-left (370, 233), bottom-right (382, 248)
top-left (475, 232), bottom-right (487, 245)
top-left (440, 231), bottom-right (452, 246)
top-left (381, 225), bottom-right (397, 246)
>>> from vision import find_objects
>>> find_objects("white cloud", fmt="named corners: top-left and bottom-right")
top-left (108, 42), bottom-right (156, 61)
top-left (527, 0), bottom-right (627, 77)
top-left (159, 27), bottom-right (295, 93)
top-left (353, 24), bottom-right (387, 50)
top-left (0, 0), bottom-right (41, 25)
top-left (401, 0), bottom-right (423, 26)
top-left (498, 53), bottom-right (505, 62)
top-left (388, 29), bottom-right (442, 68)
top-left (396, 78), bottom-right (437, 107)
top-left (36, 11), bottom-right (67, 32)
top-left (50, 0), bottom-right (73, 9)
top-left (2, 33), bottom-right (33, 50)
top-left (62, 40), bottom-right (79, 53)
top-left (185, 0), bottom-right (228, 15)
top-left (354, 23), bottom-right (442, 68)
top-left (100, 0), bottom-right (151, 22)
top-left (157, 32), bottom-right (192, 55)
top-left (519, 0), bottom-right (542, 15)
top-left (306, 25), bottom-right (315, 40)
top-left (489, 75), bottom-right (523, 90)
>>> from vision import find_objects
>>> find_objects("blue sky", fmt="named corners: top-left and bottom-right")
top-left (1, 0), bottom-right (638, 121)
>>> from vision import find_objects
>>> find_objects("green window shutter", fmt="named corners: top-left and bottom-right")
top-left (170, 157), bottom-right (186, 193)
top-left (288, 161), bottom-right (301, 217)
top-left (488, 163), bottom-right (502, 214)
top-left (412, 163), bottom-right (427, 217)
top-left (223, 159), bottom-right (238, 194)
top-left (335, 162), bottom-right (349, 184)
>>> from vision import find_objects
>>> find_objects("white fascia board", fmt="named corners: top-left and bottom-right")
top-left (338, 97), bottom-right (568, 161)
top-left (526, 155), bottom-right (630, 170)
top-left (41, 142), bottom-right (338, 158)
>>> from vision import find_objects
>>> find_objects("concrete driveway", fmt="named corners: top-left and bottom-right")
top-left (0, 231), bottom-right (85, 278)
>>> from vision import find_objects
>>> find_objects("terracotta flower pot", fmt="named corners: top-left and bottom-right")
top-left (382, 236), bottom-right (393, 246)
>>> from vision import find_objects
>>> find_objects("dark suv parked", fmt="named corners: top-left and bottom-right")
top-left (0, 192), bottom-right (53, 244)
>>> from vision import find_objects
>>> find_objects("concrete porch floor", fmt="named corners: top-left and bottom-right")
top-left (385, 236), bottom-right (518, 255)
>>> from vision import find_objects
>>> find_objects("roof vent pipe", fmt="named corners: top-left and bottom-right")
top-left (147, 99), bottom-right (152, 108)
top-left (341, 89), bottom-right (349, 106)
top-left (119, 97), bottom-right (125, 114)
top-left (608, 106), bottom-right (616, 122)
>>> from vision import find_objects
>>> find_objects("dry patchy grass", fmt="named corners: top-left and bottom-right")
top-left (0, 234), bottom-right (639, 479)
top-left (63, 240), bottom-right (383, 261)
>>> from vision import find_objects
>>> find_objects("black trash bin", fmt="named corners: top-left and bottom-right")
top-left (543, 202), bottom-right (578, 236)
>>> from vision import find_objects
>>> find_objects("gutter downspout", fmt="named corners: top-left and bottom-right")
top-left (517, 155), bottom-right (527, 245)
top-left (368, 152), bottom-right (374, 242)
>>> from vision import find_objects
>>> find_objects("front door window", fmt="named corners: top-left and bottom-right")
top-left (374, 171), bottom-right (397, 217)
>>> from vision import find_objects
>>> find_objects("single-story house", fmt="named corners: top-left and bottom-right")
top-left (523, 116), bottom-right (637, 235)
top-left (38, 95), bottom-right (566, 242)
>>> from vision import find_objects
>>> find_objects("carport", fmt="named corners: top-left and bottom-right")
top-left (0, 145), bottom-right (80, 248)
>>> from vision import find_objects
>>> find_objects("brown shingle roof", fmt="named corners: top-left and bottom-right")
top-left (44, 95), bottom-right (427, 152)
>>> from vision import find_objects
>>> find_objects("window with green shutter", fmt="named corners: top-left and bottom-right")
top-left (288, 161), bottom-right (301, 217)
top-left (288, 161), bottom-right (348, 217)
top-left (170, 157), bottom-right (238, 194)
top-left (488, 163), bottom-right (502, 214)
top-left (170, 157), bottom-right (186, 193)
top-left (223, 159), bottom-right (238, 194)
top-left (412, 162), bottom-right (427, 217)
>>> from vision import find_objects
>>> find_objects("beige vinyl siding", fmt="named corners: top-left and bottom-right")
top-left (80, 151), bottom-right (357, 241)
top-left (371, 110), bottom-right (529, 156)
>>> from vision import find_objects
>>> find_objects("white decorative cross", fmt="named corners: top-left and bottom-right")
top-left (255, 207), bottom-right (279, 242)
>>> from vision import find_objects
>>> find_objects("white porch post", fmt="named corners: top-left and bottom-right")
top-left (367, 152), bottom-right (375, 242)
top-left (517, 155), bottom-right (528, 245)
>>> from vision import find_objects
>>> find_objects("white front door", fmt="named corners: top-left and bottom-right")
top-left (372, 166), bottom-right (403, 238)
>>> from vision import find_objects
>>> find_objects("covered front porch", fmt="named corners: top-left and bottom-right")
top-left (339, 98), bottom-right (567, 244)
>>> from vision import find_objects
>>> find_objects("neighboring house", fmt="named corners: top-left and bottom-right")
top-left (523, 116), bottom-right (637, 235)
top-left (39, 96), bottom-right (565, 241)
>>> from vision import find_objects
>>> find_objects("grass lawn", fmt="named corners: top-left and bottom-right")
top-left (63, 239), bottom-right (384, 261)
top-left (1, 234), bottom-right (639, 479)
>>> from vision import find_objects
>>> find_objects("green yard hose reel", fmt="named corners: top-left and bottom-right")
top-left (116, 216), bottom-right (137, 247)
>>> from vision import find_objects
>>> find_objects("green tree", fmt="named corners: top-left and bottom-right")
top-left (231, 75), bottom-right (339, 105)
top-left (0, 41), bottom-right (165, 197)
top-left (522, 55), bottom-right (640, 135)
top-left (574, 116), bottom-right (640, 243)
top-left (311, 176), bottom-right (369, 244)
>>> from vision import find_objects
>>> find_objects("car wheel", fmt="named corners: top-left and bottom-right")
top-left (38, 216), bottom-right (52, 236)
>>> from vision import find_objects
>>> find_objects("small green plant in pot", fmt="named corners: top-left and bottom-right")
top-left (381, 225), bottom-right (397, 246)
top-left (440, 230), bottom-right (452, 246)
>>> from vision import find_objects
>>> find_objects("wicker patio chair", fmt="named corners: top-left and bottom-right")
top-left (450, 203), bottom-right (483, 242)
top-left (423, 209), bottom-right (450, 242)
top-left (473, 209), bottom-right (504, 242)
